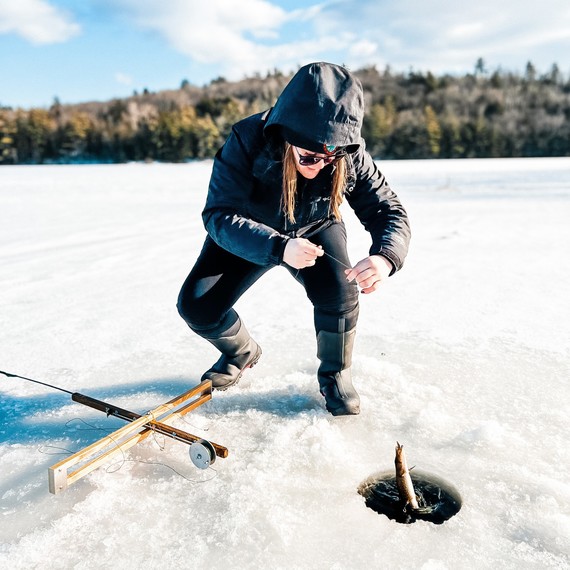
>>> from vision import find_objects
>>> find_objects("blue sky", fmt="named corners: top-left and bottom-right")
top-left (1, 0), bottom-right (570, 109)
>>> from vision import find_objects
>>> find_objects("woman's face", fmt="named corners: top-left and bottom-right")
top-left (292, 146), bottom-right (331, 179)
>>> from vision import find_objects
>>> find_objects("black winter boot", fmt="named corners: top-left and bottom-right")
top-left (317, 327), bottom-right (360, 416)
top-left (201, 319), bottom-right (262, 390)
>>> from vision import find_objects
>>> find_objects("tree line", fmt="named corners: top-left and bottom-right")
top-left (1, 60), bottom-right (569, 164)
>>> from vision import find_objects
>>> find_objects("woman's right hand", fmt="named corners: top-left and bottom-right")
top-left (283, 238), bottom-right (324, 269)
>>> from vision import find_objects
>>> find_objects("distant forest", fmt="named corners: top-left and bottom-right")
top-left (1, 59), bottom-right (569, 164)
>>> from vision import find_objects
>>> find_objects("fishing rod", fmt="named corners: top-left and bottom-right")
top-left (0, 369), bottom-right (227, 467)
top-left (0, 369), bottom-right (74, 395)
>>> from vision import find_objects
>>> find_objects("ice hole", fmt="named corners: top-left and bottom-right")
top-left (358, 470), bottom-right (462, 525)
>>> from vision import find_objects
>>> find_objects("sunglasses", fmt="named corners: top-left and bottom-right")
top-left (294, 146), bottom-right (346, 166)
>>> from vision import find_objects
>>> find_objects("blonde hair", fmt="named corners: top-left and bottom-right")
top-left (281, 142), bottom-right (347, 224)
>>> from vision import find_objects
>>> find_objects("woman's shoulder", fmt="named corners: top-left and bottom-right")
top-left (231, 110), bottom-right (282, 164)
top-left (232, 111), bottom-right (269, 143)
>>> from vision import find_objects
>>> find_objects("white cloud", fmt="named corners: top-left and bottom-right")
top-left (0, 0), bottom-right (80, 44)
top-left (349, 40), bottom-right (378, 58)
top-left (111, 0), bottom-right (570, 80)
top-left (116, 0), bottom-right (287, 61)
top-left (447, 22), bottom-right (485, 41)
top-left (314, 0), bottom-right (570, 73)
top-left (112, 0), bottom-right (338, 79)
top-left (115, 72), bottom-right (133, 86)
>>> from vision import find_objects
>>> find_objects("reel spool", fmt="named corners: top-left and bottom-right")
top-left (189, 439), bottom-right (216, 470)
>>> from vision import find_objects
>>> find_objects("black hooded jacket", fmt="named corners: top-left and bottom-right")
top-left (202, 62), bottom-right (410, 271)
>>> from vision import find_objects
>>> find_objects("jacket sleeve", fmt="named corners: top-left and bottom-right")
top-left (345, 147), bottom-right (411, 273)
top-left (202, 127), bottom-right (289, 266)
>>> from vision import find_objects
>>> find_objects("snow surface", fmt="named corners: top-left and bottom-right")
top-left (0, 158), bottom-right (569, 570)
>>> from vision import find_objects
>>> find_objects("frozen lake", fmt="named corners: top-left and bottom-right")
top-left (1, 158), bottom-right (569, 569)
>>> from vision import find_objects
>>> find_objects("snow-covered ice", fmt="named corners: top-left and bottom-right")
top-left (0, 158), bottom-right (568, 569)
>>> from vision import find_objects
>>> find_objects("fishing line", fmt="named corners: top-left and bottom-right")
top-left (107, 459), bottom-right (218, 484)
top-left (38, 445), bottom-right (76, 456)
top-left (289, 247), bottom-right (352, 278)
top-left (103, 426), bottom-right (218, 483)
top-left (65, 418), bottom-right (117, 432)
top-left (178, 414), bottom-right (210, 432)
top-left (321, 249), bottom-right (352, 270)
top-left (37, 419), bottom-right (117, 457)
top-left (3, 368), bottom-right (220, 485)
top-left (150, 428), bottom-right (166, 451)
top-left (102, 425), bottom-right (217, 483)
top-left (40, 416), bottom-right (216, 483)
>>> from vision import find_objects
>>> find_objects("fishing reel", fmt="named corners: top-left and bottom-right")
top-left (189, 439), bottom-right (217, 470)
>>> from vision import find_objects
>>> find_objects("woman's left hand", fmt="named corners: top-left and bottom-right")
top-left (345, 255), bottom-right (393, 294)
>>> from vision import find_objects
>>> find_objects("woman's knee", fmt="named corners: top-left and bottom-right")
top-left (177, 275), bottom-right (215, 328)
top-left (309, 272), bottom-right (359, 314)
top-left (177, 274), bottom-right (240, 335)
top-left (176, 282), bottom-right (199, 326)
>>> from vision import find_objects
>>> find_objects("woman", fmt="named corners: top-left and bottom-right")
top-left (177, 62), bottom-right (410, 416)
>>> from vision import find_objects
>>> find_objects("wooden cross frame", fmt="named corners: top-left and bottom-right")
top-left (48, 380), bottom-right (227, 494)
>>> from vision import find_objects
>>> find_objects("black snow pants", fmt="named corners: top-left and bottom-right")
top-left (177, 221), bottom-right (360, 337)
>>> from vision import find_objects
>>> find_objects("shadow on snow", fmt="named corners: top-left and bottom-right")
top-left (0, 376), bottom-right (325, 447)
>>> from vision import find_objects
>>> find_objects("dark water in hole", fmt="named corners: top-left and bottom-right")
top-left (358, 469), bottom-right (462, 524)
